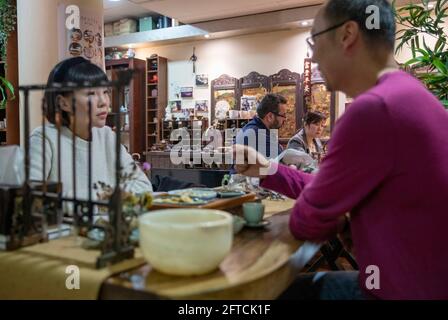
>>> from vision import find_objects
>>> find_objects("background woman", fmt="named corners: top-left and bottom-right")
top-left (287, 111), bottom-right (327, 159)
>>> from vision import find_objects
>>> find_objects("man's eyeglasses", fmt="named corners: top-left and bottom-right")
top-left (306, 19), bottom-right (351, 51)
top-left (271, 111), bottom-right (287, 119)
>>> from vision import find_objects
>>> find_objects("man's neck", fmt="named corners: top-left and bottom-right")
top-left (259, 117), bottom-right (271, 130)
top-left (344, 54), bottom-right (398, 97)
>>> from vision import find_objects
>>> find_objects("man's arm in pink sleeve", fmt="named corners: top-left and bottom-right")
top-left (288, 95), bottom-right (395, 242)
top-left (260, 162), bottom-right (315, 199)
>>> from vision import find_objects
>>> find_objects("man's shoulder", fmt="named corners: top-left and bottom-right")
top-left (242, 118), bottom-right (266, 132)
top-left (343, 93), bottom-right (388, 125)
top-left (365, 70), bottom-right (431, 106)
top-left (334, 86), bottom-right (396, 140)
top-left (242, 122), bottom-right (260, 131)
top-left (349, 70), bottom-right (438, 119)
top-left (350, 92), bottom-right (385, 109)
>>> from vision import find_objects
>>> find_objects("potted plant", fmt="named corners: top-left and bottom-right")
top-left (0, 0), bottom-right (17, 109)
top-left (394, 0), bottom-right (448, 108)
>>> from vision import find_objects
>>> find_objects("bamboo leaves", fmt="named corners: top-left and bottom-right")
top-left (394, 0), bottom-right (448, 108)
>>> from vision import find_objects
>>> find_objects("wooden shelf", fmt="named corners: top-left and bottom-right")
top-left (0, 128), bottom-right (7, 132)
top-left (218, 118), bottom-right (251, 121)
top-left (146, 55), bottom-right (167, 151)
top-left (105, 58), bottom-right (146, 156)
top-left (104, 58), bottom-right (136, 67)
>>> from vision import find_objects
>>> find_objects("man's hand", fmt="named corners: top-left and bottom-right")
top-left (233, 144), bottom-right (271, 178)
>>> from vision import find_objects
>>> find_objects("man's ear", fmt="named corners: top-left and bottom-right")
top-left (265, 113), bottom-right (273, 124)
top-left (340, 21), bottom-right (359, 53)
top-left (56, 95), bottom-right (71, 113)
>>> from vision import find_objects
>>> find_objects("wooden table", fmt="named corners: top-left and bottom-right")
top-left (99, 199), bottom-right (321, 300)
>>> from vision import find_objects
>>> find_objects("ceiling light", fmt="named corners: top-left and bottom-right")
top-left (301, 21), bottom-right (309, 26)
top-left (204, 34), bottom-right (210, 38)
top-left (109, 0), bottom-right (121, 2)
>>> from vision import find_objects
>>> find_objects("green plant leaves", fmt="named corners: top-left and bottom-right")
top-left (0, 75), bottom-right (14, 109)
top-left (0, 85), bottom-right (5, 109)
top-left (434, 37), bottom-right (447, 53)
top-left (394, 0), bottom-right (448, 109)
top-left (405, 56), bottom-right (426, 66)
top-left (433, 58), bottom-right (448, 74)
top-left (0, 76), bottom-right (14, 96)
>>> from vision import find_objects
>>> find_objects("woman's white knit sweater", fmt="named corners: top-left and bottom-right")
top-left (30, 124), bottom-right (153, 200)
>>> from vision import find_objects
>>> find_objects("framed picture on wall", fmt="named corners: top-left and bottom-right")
top-left (169, 100), bottom-right (182, 112)
top-left (195, 100), bottom-right (209, 112)
top-left (195, 74), bottom-right (209, 86)
top-left (180, 87), bottom-right (194, 98)
top-left (181, 108), bottom-right (191, 119)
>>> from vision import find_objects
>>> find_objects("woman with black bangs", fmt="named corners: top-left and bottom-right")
top-left (30, 57), bottom-right (153, 200)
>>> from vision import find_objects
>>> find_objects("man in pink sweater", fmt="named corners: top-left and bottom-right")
top-left (234, 0), bottom-right (448, 299)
